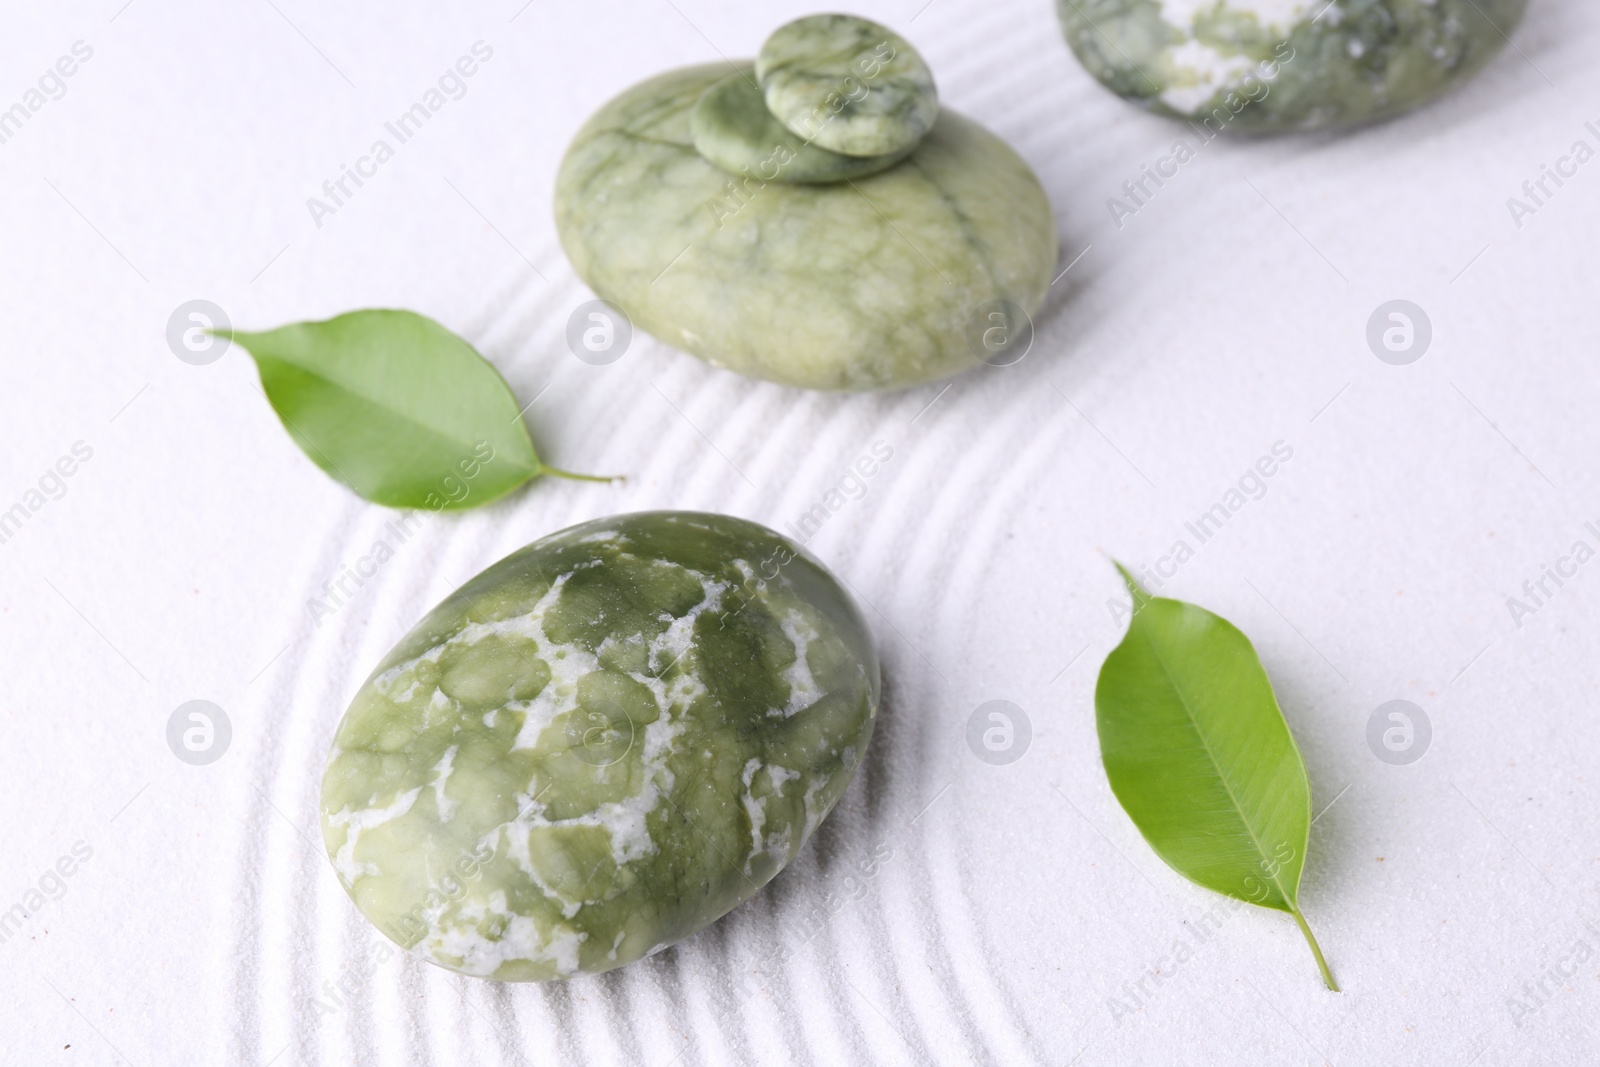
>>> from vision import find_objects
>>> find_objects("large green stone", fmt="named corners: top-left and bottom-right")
top-left (1057, 0), bottom-right (1528, 132)
top-left (320, 512), bottom-right (880, 981)
top-left (554, 64), bottom-right (1057, 391)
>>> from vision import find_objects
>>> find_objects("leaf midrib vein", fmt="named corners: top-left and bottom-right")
top-left (259, 354), bottom-right (537, 476)
top-left (1135, 621), bottom-right (1296, 909)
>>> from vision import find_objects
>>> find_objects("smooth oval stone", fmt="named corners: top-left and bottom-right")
top-left (320, 511), bottom-right (880, 981)
top-left (691, 67), bottom-right (912, 184)
top-left (1057, 0), bottom-right (1528, 132)
top-left (555, 64), bottom-right (1056, 391)
top-left (757, 13), bottom-right (938, 157)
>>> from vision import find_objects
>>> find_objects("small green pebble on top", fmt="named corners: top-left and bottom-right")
top-left (690, 66), bottom-right (914, 184)
top-left (756, 13), bottom-right (938, 157)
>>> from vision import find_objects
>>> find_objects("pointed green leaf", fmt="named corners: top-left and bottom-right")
top-left (229, 310), bottom-right (567, 510)
top-left (1096, 564), bottom-right (1338, 990)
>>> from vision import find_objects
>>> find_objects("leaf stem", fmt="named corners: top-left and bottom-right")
top-left (539, 464), bottom-right (623, 485)
top-left (1289, 906), bottom-right (1339, 991)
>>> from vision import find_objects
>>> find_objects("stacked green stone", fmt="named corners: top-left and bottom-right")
top-left (556, 14), bottom-right (1057, 391)
top-left (1057, 0), bottom-right (1528, 132)
top-left (320, 512), bottom-right (880, 981)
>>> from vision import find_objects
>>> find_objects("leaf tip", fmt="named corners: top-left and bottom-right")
top-left (1111, 559), bottom-right (1151, 608)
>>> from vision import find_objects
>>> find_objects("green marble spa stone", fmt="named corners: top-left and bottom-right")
top-left (555, 63), bottom-right (1056, 390)
top-left (1057, 0), bottom-right (1529, 132)
top-left (756, 13), bottom-right (938, 157)
top-left (320, 511), bottom-right (880, 981)
top-left (691, 67), bottom-right (913, 184)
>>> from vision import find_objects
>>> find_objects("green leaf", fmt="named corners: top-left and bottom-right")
top-left (227, 310), bottom-right (611, 510)
top-left (1095, 563), bottom-right (1338, 991)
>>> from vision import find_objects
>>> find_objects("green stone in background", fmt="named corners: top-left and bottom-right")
top-left (320, 512), bottom-right (880, 981)
top-left (757, 13), bottom-right (938, 157)
top-left (691, 67), bottom-right (913, 184)
top-left (1056, 0), bottom-right (1529, 132)
top-left (555, 64), bottom-right (1057, 391)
